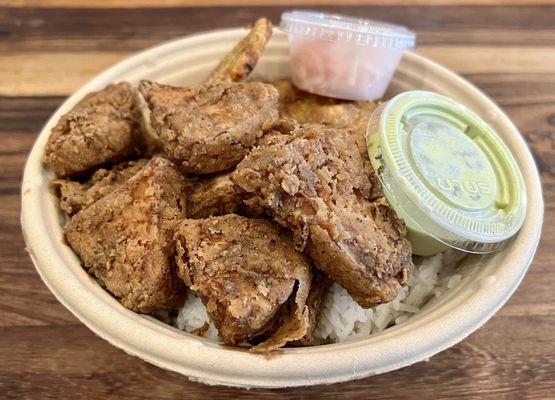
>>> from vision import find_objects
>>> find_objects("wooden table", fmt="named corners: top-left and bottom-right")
top-left (1, 2), bottom-right (554, 399)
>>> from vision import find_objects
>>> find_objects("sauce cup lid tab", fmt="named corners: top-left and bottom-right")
top-left (367, 90), bottom-right (527, 254)
top-left (280, 10), bottom-right (416, 49)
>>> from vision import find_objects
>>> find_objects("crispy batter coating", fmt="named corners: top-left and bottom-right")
top-left (53, 159), bottom-right (148, 215)
top-left (255, 268), bottom-right (331, 349)
top-left (271, 80), bottom-right (382, 198)
top-left (293, 270), bottom-right (332, 346)
top-left (208, 18), bottom-right (273, 83)
top-left (186, 171), bottom-right (253, 219)
top-left (66, 157), bottom-right (187, 313)
top-left (43, 82), bottom-right (141, 178)
top-left (185, 117), bottom-right (300, 220)
top-left (174, 215), bottom-right (311, 350)
top-left (250, 295), bottom-right (310, 353)
top-left (233, 125), bottom-right (413, 308)
top-left (255, 117), bottom-right (299, 147)
top-left (139, 80), bottom-right (279, 174)
top-left (271, 80), bottom-right (376, 133)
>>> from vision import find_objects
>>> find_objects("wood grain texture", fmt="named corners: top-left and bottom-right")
top-left (5, 47), bottom-right (555, 96)
top-left (0, 4), bottom-right (554, 399)
top-left (2, 0), bottom-right (555, 7)
top-left (2, 4), bottom-right (555, 96)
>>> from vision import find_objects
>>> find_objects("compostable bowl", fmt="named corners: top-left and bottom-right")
top-left (21, 28), bottom-right (543, 388)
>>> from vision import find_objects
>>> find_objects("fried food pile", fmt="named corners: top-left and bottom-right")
top-left (44, 18), bottom-right (412, 352)
top-left (233, 125), bottom-right (412, 307)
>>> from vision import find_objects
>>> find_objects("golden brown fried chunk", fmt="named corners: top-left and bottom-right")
top-left (53, 159), bottom-right (148, 215)
top-left (186, 171), bottom-right (253, 219)
top-left (271, 80), bottom-right (382, 198)
top-left (233, 125), bottom-right (413, 308)
top-left (255, 117), bottom-right (299, 147)
top-left (139, 80), bottom-right (279, 174)
top-left (253, 268), bottom-right (331, 350)
top-left (208, 18), bottom-right (272, 83)
top-left (271, 80), bottom-right (376, 137)
top-left (174, 215), bottom-right (311, 350)
top-left (66, 157), bottom-right (186, 313)
top-left (250, 296), bottom-right (310, 353)
top-left (43, 82), bottom-right (141, 178)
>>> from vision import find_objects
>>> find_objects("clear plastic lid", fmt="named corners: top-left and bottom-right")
top-left (280, 10), bottom-right (416, 49)
top-left (366, 91), bottom-right (527, 254)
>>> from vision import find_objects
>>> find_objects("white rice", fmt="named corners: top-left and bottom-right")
top-left (175, 291), bottom-right (220, 341)
top-left (171, 250), bottom-right (466, 344)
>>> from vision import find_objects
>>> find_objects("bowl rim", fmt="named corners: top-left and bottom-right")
top-left (21, 27), bottom-right (544, 388)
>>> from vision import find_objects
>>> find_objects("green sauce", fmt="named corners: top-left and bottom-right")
top-left (367, 91), bottom-right (526, 255)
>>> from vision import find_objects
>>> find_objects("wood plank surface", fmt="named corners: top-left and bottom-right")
top-left (2, 0), bottom-right (555, 7)
top-left (5, 47), bottom-right (555, 96)
top-left (0, 3), bottom-right (554, 399)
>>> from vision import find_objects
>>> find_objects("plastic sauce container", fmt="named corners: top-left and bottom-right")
top-left (279, 11), bottom-right (416, 101)
top-left (366, 91), bottom-right (527, 256)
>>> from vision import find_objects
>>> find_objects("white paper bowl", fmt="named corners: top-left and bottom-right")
top-left (21, 28), bottom-right (543, 388)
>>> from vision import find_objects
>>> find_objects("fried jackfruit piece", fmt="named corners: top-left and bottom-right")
top-left (255, 267), bottom-right (331, 349)
top-left (52, 159), bottom-right (148, 215)
top-left (66, 156), bottom-right (186, 313)
top-left (43, 82), bottom-right (141, 178)
top-left (208, 18), bottom-right (273, 83)
top-left (139, 80), bottom-right (279, 174)
top-left (186, 171), bottom-right (252, 219)
top-left (270, 80), bottom-right (382, 199)
top-left (271, 79), bottom-right (376, 139)
top-left (233, 125), bottom-right (413, 308)
top-left (174, 214), bottom-right (312, 351)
